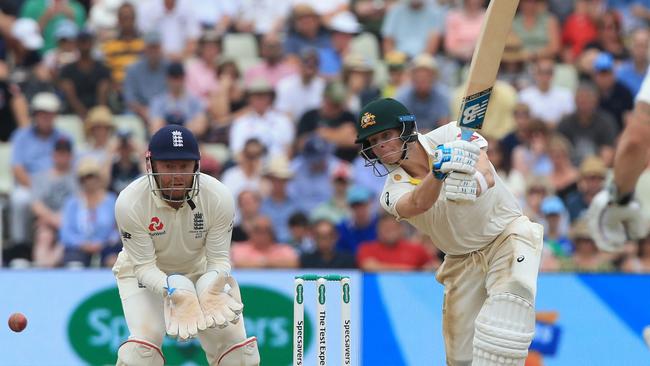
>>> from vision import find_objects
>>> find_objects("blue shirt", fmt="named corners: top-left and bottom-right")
top-left (336, 215), bottom-right (379, 254)
top-left (260, 196), bottom-right (302, 243)
top-left (10, 126), bottom-right (65, 176)
top-left (288, 155), bottom-right (340, 213)
top-left (59, 192), bottom-right (118, 248)
top-left (381, 3), bottom-right (446, 57)
top-left (149, 91), bottom-right (204, 126)
top-left (616, 61), bottom-right (646, 97)
top-left (284, 29), bottom-right (333, 57)
top-left (395, 84), bottom-right (450, 131)
top-left (123, 58), bottom-right (168, 107)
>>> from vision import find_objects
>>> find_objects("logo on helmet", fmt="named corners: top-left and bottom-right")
top-left (360, 112), bottom-right (376, 129)
top-left (172, 130), bottom-right (184, 147)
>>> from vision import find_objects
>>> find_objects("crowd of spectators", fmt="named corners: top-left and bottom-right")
top-left (1, 0), bottom-right (650, 273)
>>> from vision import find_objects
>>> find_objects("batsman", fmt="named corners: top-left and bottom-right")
top-left (356, 98), bottom-right (543, 365)
top-left (112, 125), bottom-right (259, 365)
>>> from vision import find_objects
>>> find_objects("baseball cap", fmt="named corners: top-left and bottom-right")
top-left (329, 11), bottom-right (361, 34)
top-left (148, 125), bottom-right (200, 161)
top-left (593, 52), bottom-right (614, 72)
top-left (11, 18), bottom-right (43, 50)
top-left (54, 19), bottom-right (78, 40)
top-left (143, 31), bottom-right (162, 45)
top-left (541, 196), bottom-right (565, 216)
top-left (31, 92), bottom-right (61, 113)
top-left (347, 185), bottom-right (372, 205)
top-left (167, 62), bottom-right (185, 77)
top-left (54, 137), bottom-right (73, 152)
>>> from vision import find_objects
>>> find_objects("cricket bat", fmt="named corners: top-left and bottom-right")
top-left (457, 0), bottom-right (520, 141)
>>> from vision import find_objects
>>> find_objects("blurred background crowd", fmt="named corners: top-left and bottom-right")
top-left (0, 0), bottom-right (649, 273)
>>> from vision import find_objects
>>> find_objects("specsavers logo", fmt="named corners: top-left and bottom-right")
top-left (68, 285), bottom-right (313, 365)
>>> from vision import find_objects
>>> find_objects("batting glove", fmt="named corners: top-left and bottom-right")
top-left (432, 140), bottom-right (480, 180)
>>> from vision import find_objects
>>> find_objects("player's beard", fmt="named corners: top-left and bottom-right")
top-left (157, 176), bottom-right (193, 201)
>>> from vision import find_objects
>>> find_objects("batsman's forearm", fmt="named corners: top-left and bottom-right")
top-left (614, 103), bottom-right (650, 194)
top-left (407, 174), bottom-right (443, 212)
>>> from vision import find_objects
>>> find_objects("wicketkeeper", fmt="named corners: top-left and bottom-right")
top-left (355, 98), bottom-right (543, 365)
top-left (113, 125), bottom-right (259, 365)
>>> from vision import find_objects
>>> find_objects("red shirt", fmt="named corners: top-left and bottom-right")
top-left (357, 240), bottom-right (433, 270)
top-left (562, 14), bottom-right (598, 58)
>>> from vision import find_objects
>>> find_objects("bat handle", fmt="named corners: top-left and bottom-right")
top-left (460, 127), bottom-right (474, 141)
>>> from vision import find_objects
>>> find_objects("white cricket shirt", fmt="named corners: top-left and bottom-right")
top-left (380, 122), bottom-right (523, 255)
top-left (113, 173), bottom-right (235, 296)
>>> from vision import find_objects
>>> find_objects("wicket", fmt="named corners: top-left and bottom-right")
top-left (293, 274), bottom-right (351, 366)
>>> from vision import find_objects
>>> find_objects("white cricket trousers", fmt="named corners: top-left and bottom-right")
top-left (435, 216), bottom-right (544, 365)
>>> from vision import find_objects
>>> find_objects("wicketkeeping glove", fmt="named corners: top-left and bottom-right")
top-left (432, 140), bottom-right (480, 180)
top-left (164, 274), bottom-right (208, 341)
top-left (586, 183), bottom-right (647, 252)
top-left (196, 271), bottom-right (244, 329)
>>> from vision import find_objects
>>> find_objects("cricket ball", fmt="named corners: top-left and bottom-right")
top-left (8, 313), bottom-right (27, 332)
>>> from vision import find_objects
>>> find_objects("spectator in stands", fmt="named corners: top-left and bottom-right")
top-left (297, 81), bottom-right (357, 162)
top-left (186, 0), bottom-right (236, 32)
top-left (20, 0), bottom-right (86, 53)
top-left (60, 157), bottom-right (119, 268)
top-left (511, 0), bottom-right (561, 61)
top-left (59, 29), bottom-right (111, 119)
top-left (275, 48), bottom-right (325, 122)
top-left (300, 219), bottom-right (356, 268)
top-left (500, 102), bottom-right (533, 171)
top-left (123, 31), bottom-right (168, 124)
top-left (234, 0), bottom-right (292, 36)
top-left (616, 28), bottom-right (649, 96)
top-left (522, 176), bottom-right (551, 224)
top-left (109, 130), bottom-right (141, 194)
top-left (229, 78), bottom-right (294, 157)
top-left (353, 0), bottom-right (388, 39)
top-left (148, 62), bottom-right (208, 138)
top-left (499, 34), bottom-right (534, 91)
top-left (548, 134), bottom-right (579, 200)
top-left (221, 138), bottom-right (266, 199)
top-left (206, 58), bottom-right (247, 140)
top-left (311, 162), bottom-right (352, 224)
top-left (288, 212), bottom-right (315, 253)
top-left (342, 53), bottom-right (380, 114)
top-left (31, 137), bottom-right (77, 267)
top-left (559, 219), bottom-right (614, 272)
top-left (519, 57), bottom-right (575, 126)
top-left (584, 10), bottom-right (629, 61)
top-left (395, 54), bottom-right (450, 131)
top-left (244, 34), bottom-right (296, 88)
top-left (99, 2), bottom-right (144, 112)
top-left (42, 19), bottom-right (79, 77)
top-left (591, 52), bottom-right (634, 129)
top-left (561, 0), bottom-right (599, 63)
top-left (260, 155), bottom-right (300, 244)
top-left (443, 0), bottom-right (486, 65)
top-left (79, 106), bottom-right (116, 177)
top-left (0, 61), bottom-right (29, 142)
top-left (289, 137), bottom-right (340, 212)
top-left (137, 0), bottom-right (201, 61)
top-left (8, 93), bottom-right (66, 257)
top-left (381, 51), bottom-right (408, 98)
top-left (321, 11), bottom-right (362, 78)
top-left (357, 214), bottom-right (434, 271)
top-left (283, 4), bottom-right (333, 61)
top-left (336, 185), bottom-right (378, 254)
top-left (511, 120), bottom-right (553, 177)
top-left (557, 81), bottom-right (618, 165)
top-left (564, 156), bottom-right (607, 222)
top-left (540, 195), bottom-right (572, 259)
top-left (231, 215), bottom-right (299, 268)
top-left (381, 0), bottom-right (445, 57)
top-left (185, 30), bottom-right (221, 105)
top-left (232, 190), bottom-right (262, 243)
top-left (8, 18), bottom-right (44, 90)
top-left (622, 234), bottom-right (650, 273)
top-left (297, 0), bottom-right (350, 24)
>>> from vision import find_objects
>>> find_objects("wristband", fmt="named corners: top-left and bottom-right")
top-left (474, 171), bottom-right (488, 196)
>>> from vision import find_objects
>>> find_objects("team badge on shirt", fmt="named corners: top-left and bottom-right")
top-left (190, 212), bottom-right (208, 238)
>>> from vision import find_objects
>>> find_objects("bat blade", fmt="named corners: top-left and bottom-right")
top-left (458, 0), bottom-right (520, 140)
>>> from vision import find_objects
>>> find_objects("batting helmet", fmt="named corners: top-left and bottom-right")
top-left (146, 125), bottom-right (201, 202)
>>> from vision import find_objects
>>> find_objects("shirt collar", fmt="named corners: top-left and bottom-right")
top-left (386, 133), bottom-right (435, 186)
